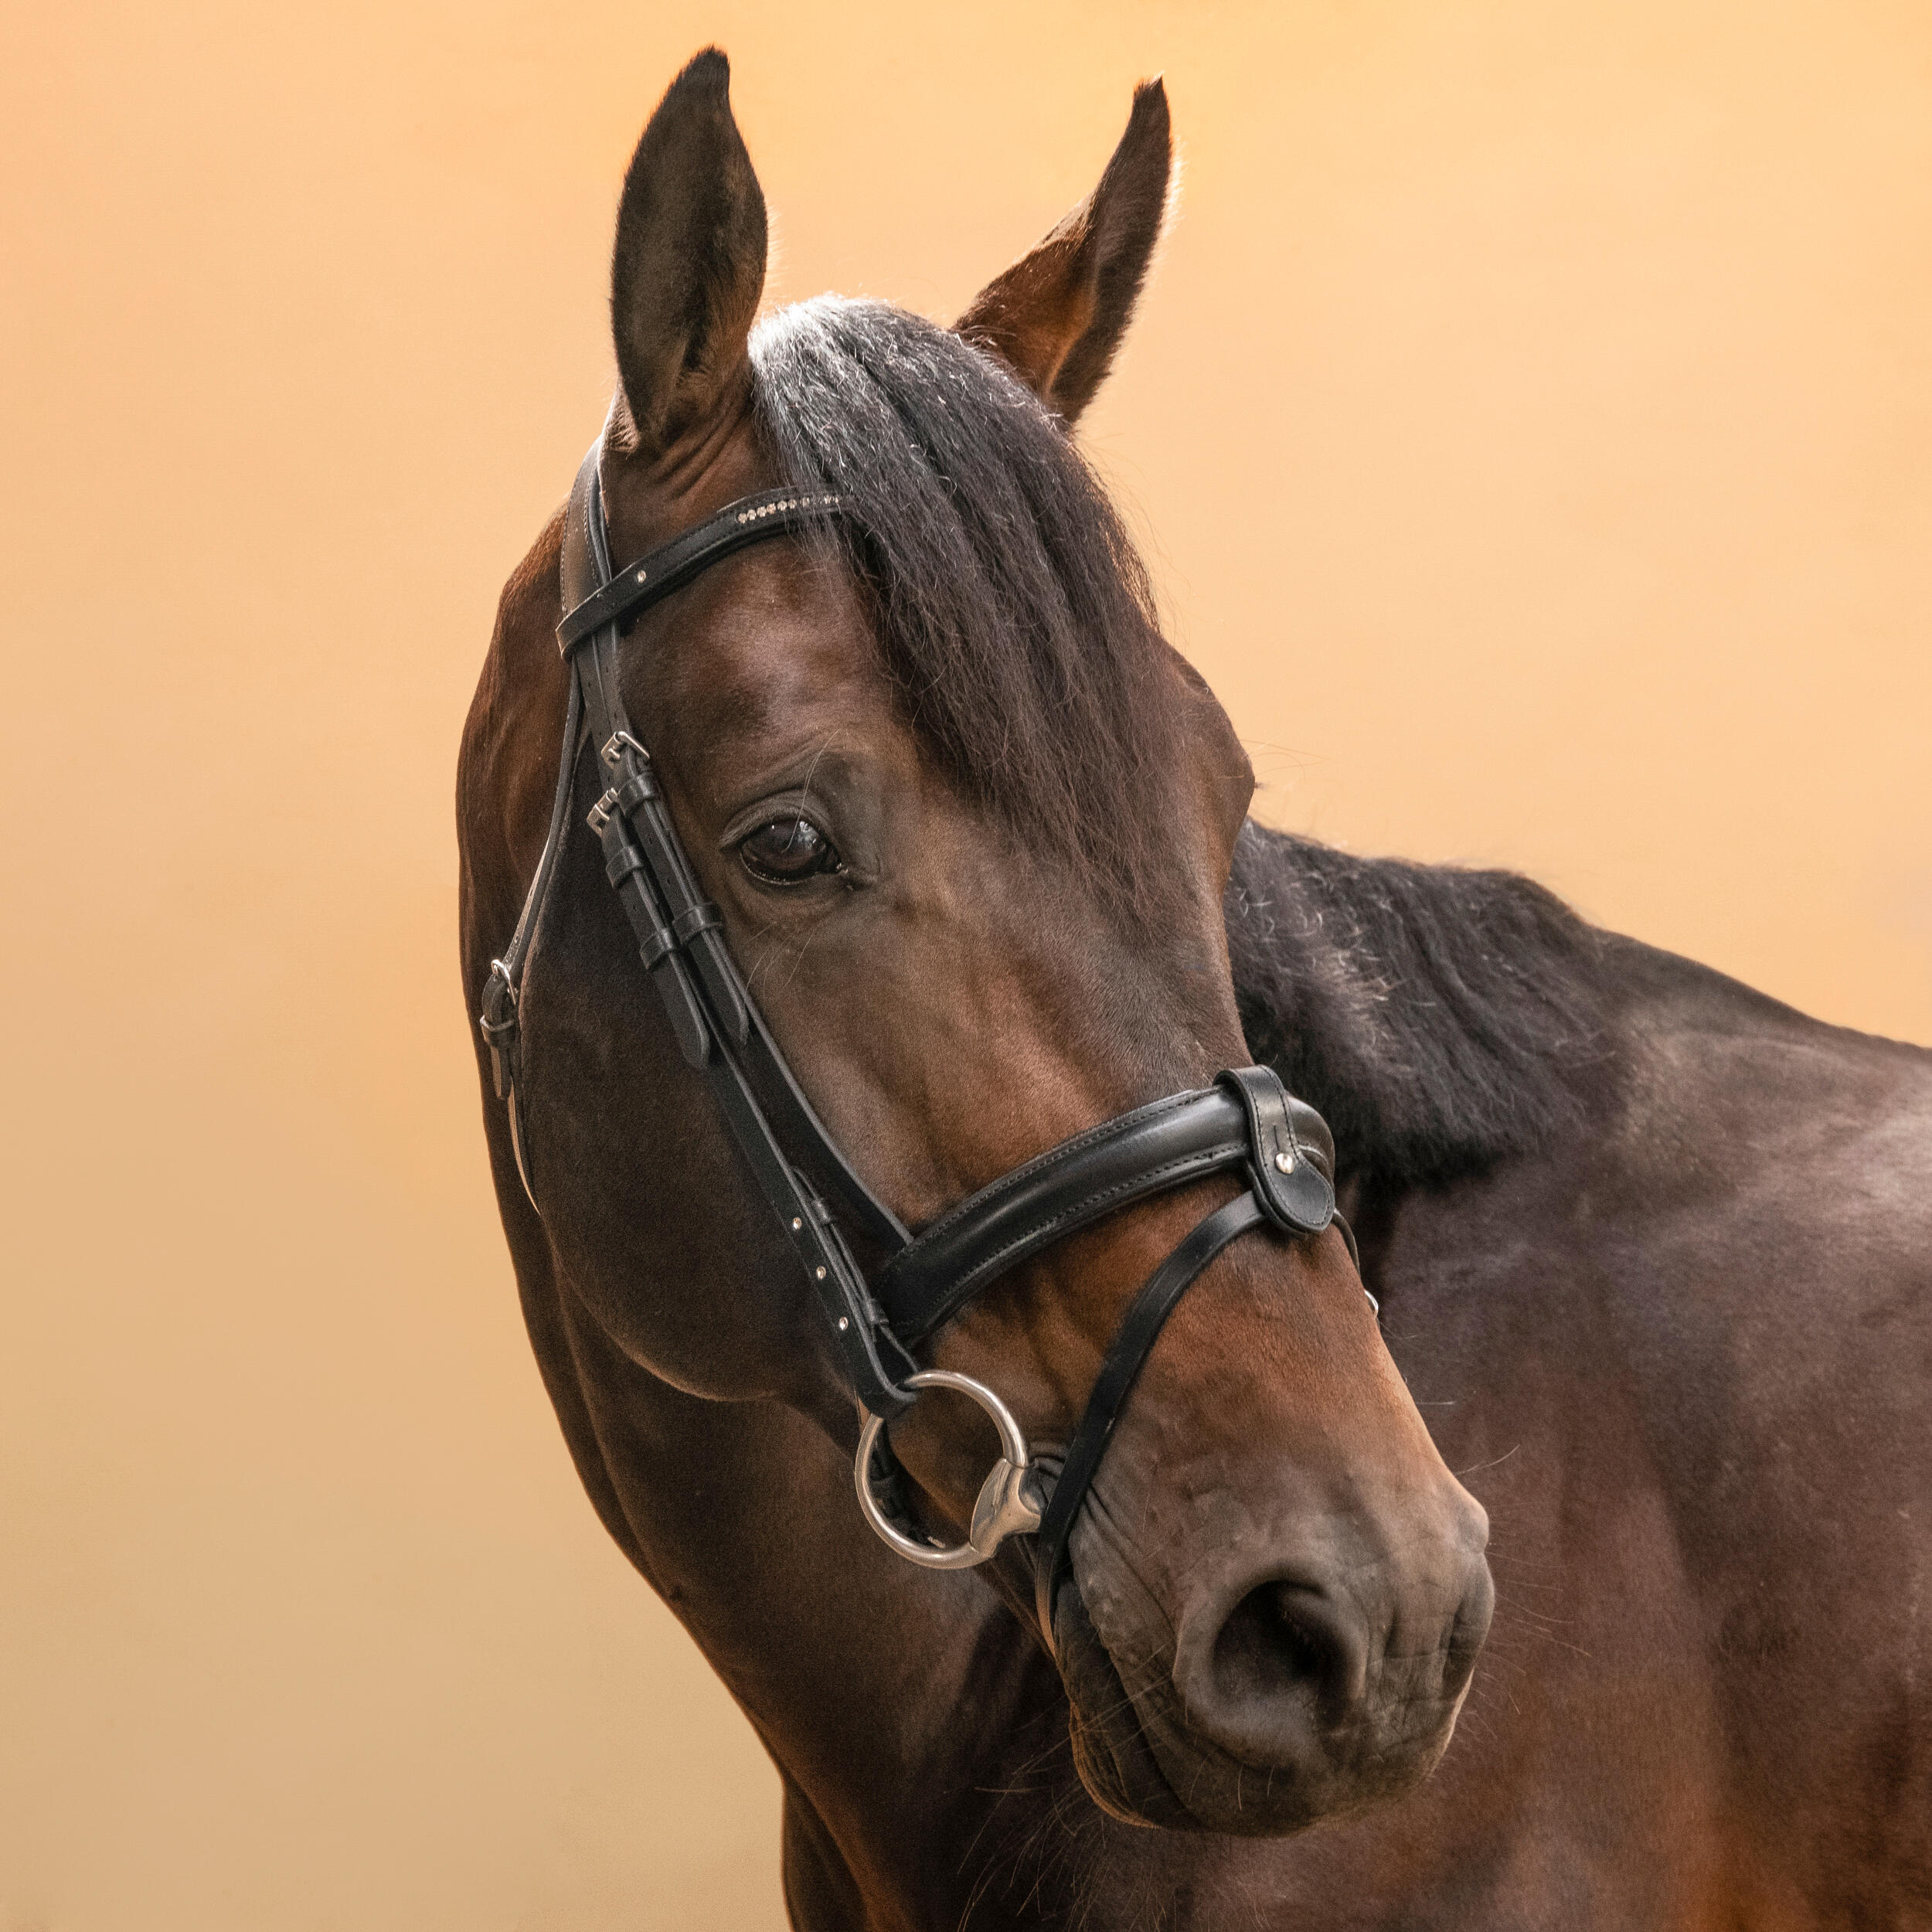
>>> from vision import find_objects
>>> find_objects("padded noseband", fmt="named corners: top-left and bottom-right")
top-left (879, 1077), bottom-right (1346, 1344)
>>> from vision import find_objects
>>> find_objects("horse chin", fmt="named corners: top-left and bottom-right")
top-left (1052, 1577), bottom-right (1468, 1838)
top-left (1052, 1582), bottom-right (1196, 1830)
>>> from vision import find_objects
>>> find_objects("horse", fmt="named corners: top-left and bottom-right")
top-left (457, 51), bottom-right (1932, 1929)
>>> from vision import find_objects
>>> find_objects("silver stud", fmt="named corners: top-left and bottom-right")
top-left (1274, 1150), bottom-right (1295, 1174)
top-left (815, 1266), bottom-right (827, 1280)
top-left (837, 1317), bottom-right (849, 1332)
top-left (791, 1216), bottom-right (802, 1231)
top-left (636, 566), bottom-right (648, 582)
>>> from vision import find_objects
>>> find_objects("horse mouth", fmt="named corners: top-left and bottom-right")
top-left (1049, 1547), bottom-right (1489, 1838)
top-left (1050, 1580), bottom-right (1199, 1830)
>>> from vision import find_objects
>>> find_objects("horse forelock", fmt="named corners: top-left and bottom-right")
top-left (749, 296), bottom-right (1191, 919)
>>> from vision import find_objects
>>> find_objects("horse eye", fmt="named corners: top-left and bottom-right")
top-left (738, 815), bottom-right (841, 886)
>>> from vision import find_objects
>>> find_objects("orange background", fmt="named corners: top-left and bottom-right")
top-left (2, 2), bottom-right (1927, 1926)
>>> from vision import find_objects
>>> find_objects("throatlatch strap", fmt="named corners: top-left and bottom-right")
top-left (480, 648), bottom-right (583, 1208)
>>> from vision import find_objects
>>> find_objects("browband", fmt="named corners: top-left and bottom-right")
top-left (557, 486), bottom-right (845, 656)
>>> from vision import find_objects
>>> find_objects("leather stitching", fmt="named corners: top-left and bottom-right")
top-left (890, 1089), bottom-right (1216, 1249)
top-left (887, 1141), bottom-right (1249, 1337)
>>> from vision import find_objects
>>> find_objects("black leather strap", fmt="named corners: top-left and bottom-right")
top-left (1217, 1065), bottom-right (1337, 1233)
top-left (1032, 1192), bottom-right (1268, 1649)
top-left (523, 440), bottom-right (917, 1413)
top-left (878, 1070), bottom-right (1335, 1344)
top-left (478, 624), bottom-right (583, 1209)
top-left (557, 485), bottom-right (845, 655)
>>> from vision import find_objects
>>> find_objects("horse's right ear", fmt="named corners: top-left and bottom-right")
top-left (610, 49), bottom-right (767, 461)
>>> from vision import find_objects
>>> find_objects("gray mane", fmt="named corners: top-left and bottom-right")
top-left (1228, 822), bottom-right (1614, 1184)
top-left (751, 297), bottom-right (1184, 913)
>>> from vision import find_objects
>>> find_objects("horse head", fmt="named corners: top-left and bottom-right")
top-left (464, 49), bottom-right (1492, 1837)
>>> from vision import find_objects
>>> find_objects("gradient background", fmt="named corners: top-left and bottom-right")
top-left (3, 2), bottom-right (1927, 1926)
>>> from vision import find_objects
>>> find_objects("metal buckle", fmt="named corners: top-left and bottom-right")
top-left (853, 1370), bottom-right (1044, 1570)
top-left (601, 730), bottom-right (650, 769)
top-left (479, 958), bottom-right (518, 1032)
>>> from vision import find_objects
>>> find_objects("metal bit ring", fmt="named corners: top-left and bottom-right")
top-left (854, 1370), bottom-right (1044, 1570)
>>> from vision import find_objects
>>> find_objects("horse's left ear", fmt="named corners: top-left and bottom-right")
top-left (954, 78), bottom-right (1172, 426)
top-left (610, 49), bottom-right (767, 461)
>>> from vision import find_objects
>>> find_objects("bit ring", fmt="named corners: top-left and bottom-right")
top-left (855, 1370), bottom-right (1044, 1570)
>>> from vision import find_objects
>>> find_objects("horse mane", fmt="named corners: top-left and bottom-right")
top-left (1226, 821), bottom-right (1615, 1185)
top-left (750, 296), bottom-right (1185, 914)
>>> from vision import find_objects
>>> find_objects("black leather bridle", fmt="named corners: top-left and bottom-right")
top-left (481, 432), bottom-right (1365, 1648)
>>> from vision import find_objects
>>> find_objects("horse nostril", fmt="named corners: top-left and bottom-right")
top-left (1208, 1580), bottom-right (1369, 1728)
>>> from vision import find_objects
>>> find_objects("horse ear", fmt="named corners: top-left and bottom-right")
top-left (954, 79), bottom-right (1172, 426)
top-left (611, 49), bottom-right (767, 460)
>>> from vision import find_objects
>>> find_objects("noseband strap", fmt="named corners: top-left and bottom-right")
top-left (878, 1077), bottom-right (1340, 1344)
top-left (1032, 1191), bottom-right (1268, 1643)
top-left (481, 428), bottom-right (1369, 1651)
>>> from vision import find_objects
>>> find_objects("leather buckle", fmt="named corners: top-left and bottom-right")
top-left (479, 961), bottom-right (520, 1100)
top-left (1216, 1066), bottom-right (1335, 1235)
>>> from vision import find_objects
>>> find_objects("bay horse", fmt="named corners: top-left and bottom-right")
top-left (457, 51), bottom-right (1932, 1929)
